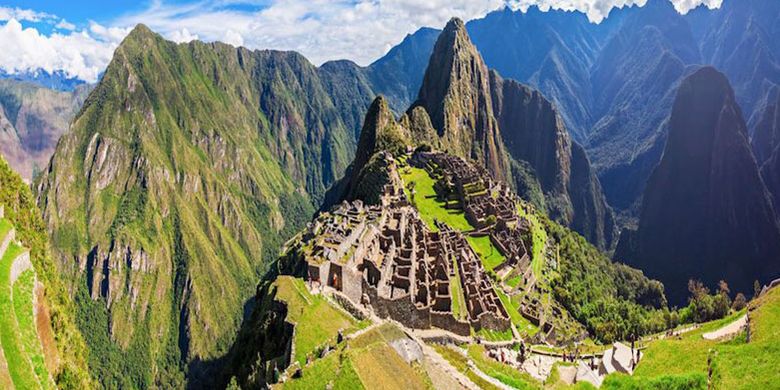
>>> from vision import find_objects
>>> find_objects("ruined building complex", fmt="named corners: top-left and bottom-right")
top-left (291, 151), bottom-right (557, 337)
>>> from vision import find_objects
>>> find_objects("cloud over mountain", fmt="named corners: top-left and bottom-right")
top-left (0, 0), bottom-right (723, 82)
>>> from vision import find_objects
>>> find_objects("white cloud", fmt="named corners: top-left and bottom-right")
top-left (0, 19), bottom-right (124, 82)
top-left (169, 28), bottom-right (199, 43)
top-left (0, 0), bottom-right (725, 82)
top-left (0, 6), bottom-right (54, 23)
top-left (55, 19), bottom-right (76, 31)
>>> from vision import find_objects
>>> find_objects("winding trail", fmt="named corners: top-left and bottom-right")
top-left (703, 314), bottom-right (747, 340)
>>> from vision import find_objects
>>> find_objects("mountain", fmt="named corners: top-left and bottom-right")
top-left (0, 79), bottom-right (90, 181)
top-left (489, 72), bottom-right (616, 249)
top-left (0, 69), bottom-right (87, 92)
top-left (365, 28), bottom-right (440, 112)
top-left (35, 24), bottom-right (384, 387)
top-left (0, 156), bottom-right (93, 389)
top-left (752, 85), bottom-right (780, 165)
top-left (411, 18), bottom-right (509, 182)
top-left (620, 67), bottom-right (780, 305)
top-left (468, 5), bottom-right (605, 142)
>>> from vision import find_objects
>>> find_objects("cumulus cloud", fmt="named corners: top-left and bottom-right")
top-left (0, 19), bottom-right (125, 82)
top-left (0, 0), bottom-right (724, 82)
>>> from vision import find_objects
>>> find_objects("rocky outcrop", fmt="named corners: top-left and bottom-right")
top-left (411, 18), bottom-right (509, 182)
top-left (624, 67), bottom-right (780, 304)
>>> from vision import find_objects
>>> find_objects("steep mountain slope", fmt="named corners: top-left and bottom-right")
top-left (365, 27), bottom-right (440, 113)
top-left (35, 25), bottom-right (380, 387)
top-left (489, 72), bottom-right (616, 249)
top-left (468, 6), bottom-right (605, 142)
top-left (622, 67), bottom-right (780, 305)
top-left (752, 85), bottom-right (780, 165)
top-left (586, 0), bottom-right (701, 213)
top-left (411, 18), bottom-right (509, 182)
top-left (0, 157), bottom-right (93, 389)
top-left (0, 79), bottom-right (90, 181)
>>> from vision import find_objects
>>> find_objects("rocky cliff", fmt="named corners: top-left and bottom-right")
top-left (35, 24), bottom-right (377, 387)
top-left (411, 18), bottom-right (509, 182)
top-left (489, 72), bottom-right (616, 249)
top-left (623, 67), bottom-right (780, 304)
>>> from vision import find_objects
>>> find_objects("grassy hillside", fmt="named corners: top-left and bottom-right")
top-left (33, 24), bottom-right (383, 387)
top-left (0, 157), bottom-right (93, 389)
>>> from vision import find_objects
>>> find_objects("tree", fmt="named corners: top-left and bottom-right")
top-left (732, 293), bottom-right (747, 311)
top-left (754, 280), bottom-right (762, 298)
top-left (718, 280), bottom-right (730, 297)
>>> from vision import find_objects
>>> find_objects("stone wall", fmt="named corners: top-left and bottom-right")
top-left (9, 250), bottom-right (32, 285)
top-left (431, 311), bottom-right (470, 336)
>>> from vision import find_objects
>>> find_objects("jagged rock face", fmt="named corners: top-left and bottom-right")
top-left (627, 67), bottom-right (780, 304)
top-left (0, 79), bottom-right (90, 180)
top-left (413, 18), bottom-right (508, 182)
top-left (489, 71), bottom-right (616, 249)
top-left (36, 25), bottom-right (373, 386)
top-left (753, 86), bottom-right (780, 166)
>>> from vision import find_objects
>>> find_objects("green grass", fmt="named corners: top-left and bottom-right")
top-left (12, 269), bottom-right (51, 389)
top-left (283, 323), bottom-right (430, 390)
top-left (400, 166), bottom-right (473, 232)
top-left (450, 260), bottom-right (468, 321)
top-left (466, 344), bottom-right (538, 389)
top-left (495, 288), bottom-right (539, 337)
top-left (0, 218), bottom-right (11, 241)
top-left (466, 236), bottom-right (506, 271)
top-left (281, 346), bottom-right (364, 390)
top-left (432, 344), bottom-right (502, 390)
top-left (708, 288), bottom-right (780, 389)
top-left (505, 275), bottom-right (522, 289)
top-left (273, 276), bottom-right (361, 366)
top-left (517, 204), bottom-right (547, 278)
top-left (475, 327), bottom-right (514, 342)
top-left (0, 242), bottom-right (40, 390)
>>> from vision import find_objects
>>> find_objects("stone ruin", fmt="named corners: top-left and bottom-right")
top-left (297, 153), bottom-right (510, 336)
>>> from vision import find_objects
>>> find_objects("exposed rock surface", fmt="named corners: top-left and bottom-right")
top-left (411, 18), bottom-right (509, 182)
top-left (490, 72), bottom-right (616, 248)
top-left (623, 67), bottom-right (780, 304)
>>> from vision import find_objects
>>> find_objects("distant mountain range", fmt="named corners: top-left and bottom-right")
top-left (368, 0), bottom-right (780, 222)
top-left (0, 69), bottom-right (88, 92)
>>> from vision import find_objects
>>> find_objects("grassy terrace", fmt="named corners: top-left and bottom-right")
top-left (13, 270), bottom-right (51, 389)
top-left (466, 344), bottom-right (538, 389)
top-left (602, 289), bottom-right (780, 390)
top-left (517, 203), bottom-right (548, 278)
top-left (495, 288), bottom-right (539, 337)
top-left (273, 276), bottom-right (364, 366)
top-left (282, 323), bottom-right (431, 390)
top-left (0, 242), bottom-right (40, 390)
top-left (400, 166), bottom-right (472, 232)
top-left (466, 236), bottom-right (505, 272)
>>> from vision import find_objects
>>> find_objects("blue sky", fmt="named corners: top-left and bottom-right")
top-left (0, 0), bottom-right (723, 83)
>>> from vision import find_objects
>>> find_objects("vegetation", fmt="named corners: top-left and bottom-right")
top-left (400, 166), bottom-right (472, 231)
top-left (1, 242), bottom-right (40, 390)
top-left (466, 344), bottom-right (538, 389)
top-left (272, 276), bottom-right (361, 365)
top-left (516, 203), bottom-right (548, 278)
top-left (0, 156), bottom-right (93, 388)
top-left (432, 344), bottom-right (502, 390)
top-left (13, 270), bottom-right (53, 389)
top-left (467, 235), bottom-right (505, 271)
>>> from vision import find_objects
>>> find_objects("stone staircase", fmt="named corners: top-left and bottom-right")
top-left (0, 205), bottom-right (50, 389)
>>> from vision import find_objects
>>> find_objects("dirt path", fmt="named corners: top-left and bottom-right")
top-left (703, 314), bottom-right (747, 340)
top-left (421, 344), bottom-right (480, 390)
